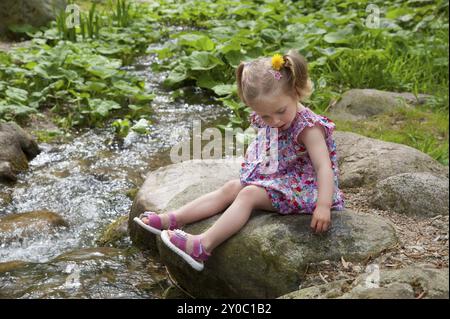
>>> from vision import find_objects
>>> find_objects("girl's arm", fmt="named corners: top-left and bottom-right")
top-left (297, 125), bottom-right (334, 233)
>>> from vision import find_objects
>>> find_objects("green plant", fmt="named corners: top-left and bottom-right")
top-left (110, 0), bottom-right (133, 28)
top-left (80, 3), bottom-right (101, 39)
top-left (112, 118), bottom-right (130, 138)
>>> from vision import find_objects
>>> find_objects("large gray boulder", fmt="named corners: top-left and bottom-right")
top-left (334, 131), bottom-right (448, 188)
top-left (0, 0), bottom-right (66, 36)
top-left (279, 265), bottom-right (449, 299)
top-left (0, 122), bottom-right (40, 183)
top-left (129, 158), bottom-right (398, 298)
top-left (370, 172), bottom-right (449, 217)
top-left (158, 210), bottom-right (397, 298)
top-left (329, 89), bottom-right (432, 121)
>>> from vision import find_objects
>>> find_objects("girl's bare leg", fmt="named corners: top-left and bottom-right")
top-left (166, 184), bottom-right (276, 254)
top-left (141, 179), bottom-right (244, 227)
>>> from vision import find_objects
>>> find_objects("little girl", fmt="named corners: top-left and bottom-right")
top-left (134, 50), bottom-right (345, 271)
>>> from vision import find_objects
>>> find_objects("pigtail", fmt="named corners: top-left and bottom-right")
top-left (236, 62), bottom-right (247, 104)
top-left (283, 50), bottom-right (313, 102)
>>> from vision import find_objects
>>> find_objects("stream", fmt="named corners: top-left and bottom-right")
top-left (0, 45), bottom-right (231, 298)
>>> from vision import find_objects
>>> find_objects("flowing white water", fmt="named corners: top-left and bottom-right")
top-left (0, 50), bottom-right (231, 264)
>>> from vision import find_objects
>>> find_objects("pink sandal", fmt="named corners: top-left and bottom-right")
top-left (133, 211), bottom-right (178, 235)
top-left (161, 229), bottom-right (211, 271)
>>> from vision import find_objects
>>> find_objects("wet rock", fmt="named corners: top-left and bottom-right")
top-left (0, 0), bottom-right (66, 36)
top-left (0, 247), bottom-right (170, 298)
top-left (126, 188), bottom-right (139, 201)
top-left (334, 131), bottom-right (448, 188)
top-left (370, 173), bottom-right (449, 217)
top-left (53, 247), bottom-right (129, 262)
top-left (0, 190), bottom-right (12, 207)
top-left (0, 210), bottom-right (68, 243)
top-left (129, 158), bottom-right (397, 298)
top-left (0, 122), bottom-right (40, 183)
top-left (0, 260), bottom-right (29, 273)
top-left (96, 214), bottom-right (129, 247)
top-left (329, 89), bottom-right (433, 121)
top-left (279, 264), bottom-right (449, 299)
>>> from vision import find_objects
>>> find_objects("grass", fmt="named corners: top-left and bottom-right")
top-left (334, 106), bottom-right (449, 165)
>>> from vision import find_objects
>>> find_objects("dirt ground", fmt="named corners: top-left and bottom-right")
top-left (299, 186), bottom-right (449, 292)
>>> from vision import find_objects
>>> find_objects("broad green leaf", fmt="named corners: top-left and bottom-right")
top-left (88, 99), bottom-right (121, 117)
top-left (0, 52), bottom-right (11, 65)
top-left (87, 66), bottom-right (119, 79)
top-left (165, 64), bottom-right (188, 86)
top-left (58, 68), bottom-right (80, 81)
top-left (5, 87), bottom-right (28, 103)
top-left (217, 40), bottom-right (242, 54)
top-left (211, 84), bottom-right (235, 96)
top-left (177, 34), bottom-right (215, 51)
top-left (113, 80), bottom-right (141, 95)
top-left (260, 29), bottom-right (282, 43)
top-left (0, 104), bottom-right (36, 116)
top-left (134, 93), bottom-right (155, 102)
top-left (196, 72), bottom-right (221, 89)
top-left (386, 8), bottom-right (414, 20)
top-left (96, 46), bottom-right (122, 55)
top-left (131, 119), bottom-right (149, 134)
top-left (83, 81), bottom-right (107, 92)
top-left (185, 51), bottom-right (224, 70)
top-left (224, 51), bottom-right (246, 68)
top-left (323, 29), bottom-right (352, 44)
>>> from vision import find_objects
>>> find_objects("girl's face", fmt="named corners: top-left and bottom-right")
top-left (249, 92), bottom-right (299, 131)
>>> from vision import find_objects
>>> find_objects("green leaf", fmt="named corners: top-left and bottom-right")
top-left (386, 8), bottom-right (414, 20)
top-left (5, 87), bottom-right (28, 103)
top-left (88, 99), bottom-right (121, 117)
top-left (224, 51), bottom-right (246, 68)
top-left (34, 65), bottom-right (50, 78)
top-left (131, 118), bottom-right (149, 134)
top-left (177, 34), bottom-right (215, 51)
top-left (211, 84), bottom-right (235, 96)
top-left (185, 51), bottom-right (224, 70)
top-left (0, 52), bottom-right (11, 65)
top-left (96, 46), bottom-right (122, 55)
top-left (217, 39), bottom-right (242, 54)
top-left (24, 61), bottom-right (38, 70)
top-left (323, 29), bottom-right (352, 44)
top-left (260, 28), bottom-right (282, 43)
top-left (221, 99), bottom-right (242, 112)
top-left (82, 81), bottom-right (107, 92)
top-left (87, 66), bottom-right (119, 79)
top-left (165, 64), bottom-right (188, 86)
top-left (134, 93), bottom-right (155, 102)
top-left (128, 104), bottom-right (142, 111)
top-left (196, 72), bottom-right (221, 89)
top-left (0, 104), bottom-right (36, 117)
top-left (113, 80), bottom-right (141, 95)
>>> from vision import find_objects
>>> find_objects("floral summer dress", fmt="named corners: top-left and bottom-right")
top-left (239, 106), bottom-right (345, 214)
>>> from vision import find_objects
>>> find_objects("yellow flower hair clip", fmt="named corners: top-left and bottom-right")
top-left (271, 54), bottom-right (285, 71)
top-left (269, 54), bottom-right (285, 80)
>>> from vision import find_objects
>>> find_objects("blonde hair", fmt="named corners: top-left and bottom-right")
top-left (236, 50), bottom-right (313, 106)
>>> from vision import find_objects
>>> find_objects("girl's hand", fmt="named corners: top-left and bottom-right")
top-left (310, 205), bottom-right (331, 233)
